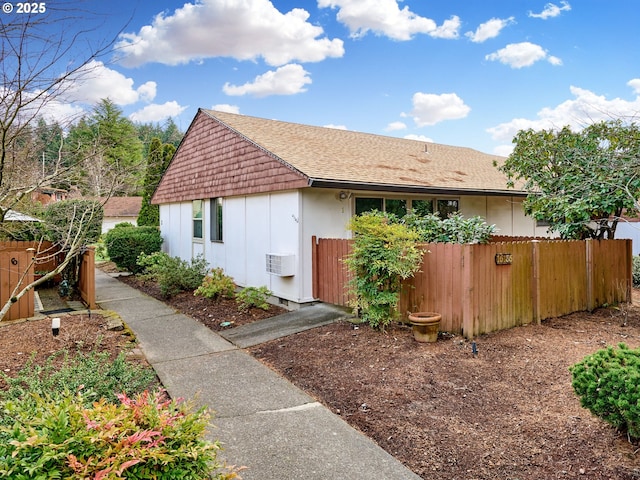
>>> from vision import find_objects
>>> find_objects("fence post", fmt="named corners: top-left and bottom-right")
top-left (461, 244), bottom-right (474, 338)
top-left (625, 239), bottom-right (632, 303)
top-left (311, 236), bottom-right (318, 299)
top-left (531, 240), bottom-right (541, 325)
top-left (585, 239), bottom-right (594, 311)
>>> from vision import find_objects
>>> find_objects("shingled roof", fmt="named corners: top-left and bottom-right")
top-left (152, 109), bottom-right (522, 204)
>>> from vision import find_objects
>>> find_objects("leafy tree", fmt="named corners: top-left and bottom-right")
top-left (499, 120), bottom-right (640, 239)
top-left (138, 138), bottom-right (175, 226)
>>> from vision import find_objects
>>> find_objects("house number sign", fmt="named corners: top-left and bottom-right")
top-left (494, 253), bottom-right (512, 265)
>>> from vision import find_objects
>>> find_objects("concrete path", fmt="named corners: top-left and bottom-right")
top-left (94, 269), bottom-right (421, 480)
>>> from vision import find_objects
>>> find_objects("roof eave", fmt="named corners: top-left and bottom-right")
top-left (307, 179), bottom-right (528, 197)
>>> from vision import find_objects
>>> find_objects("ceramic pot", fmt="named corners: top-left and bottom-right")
top-left (408, 312), bottom-right (441, 343)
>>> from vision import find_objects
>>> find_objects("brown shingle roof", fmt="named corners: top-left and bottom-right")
top-left (153, 109), bottom-right (522, 204)
top-left (98, 197), bottom-right (142, 217)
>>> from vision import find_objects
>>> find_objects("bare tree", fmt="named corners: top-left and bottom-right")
top-left (0, 2), bottom-right (127, 321)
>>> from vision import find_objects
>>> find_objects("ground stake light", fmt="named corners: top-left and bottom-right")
top-left (51, 317), bottom-right (60, 337)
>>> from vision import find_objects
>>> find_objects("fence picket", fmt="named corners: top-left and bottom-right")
top-left (313, 237), bottom-right (632, 338)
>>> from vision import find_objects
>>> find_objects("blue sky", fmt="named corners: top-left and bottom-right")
top-left (19, 0), bottom-right (640, 155)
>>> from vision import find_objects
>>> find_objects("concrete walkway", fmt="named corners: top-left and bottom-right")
top-left (94, 269), bottom-right (421, 480)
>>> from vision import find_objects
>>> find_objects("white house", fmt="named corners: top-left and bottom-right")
top-left (152, 109), bottom-right (549, 307)
top-left (98, 197), bottom-right (143, 233)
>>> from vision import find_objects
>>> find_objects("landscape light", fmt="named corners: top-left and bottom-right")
top-left (51, 317), bottom-right (60, 337)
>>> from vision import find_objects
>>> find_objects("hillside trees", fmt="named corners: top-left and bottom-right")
top-left (500, 120), bottom-right (640, 239)
top-left (65, 98), bottom-right (144, 196)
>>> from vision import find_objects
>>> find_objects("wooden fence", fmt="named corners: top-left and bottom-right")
top-left (312, 237), bottom-right (632, 338)
top-left (0, 241), bottom-right (96, 320)
top-left (77, 247), bottom-right (96, 309)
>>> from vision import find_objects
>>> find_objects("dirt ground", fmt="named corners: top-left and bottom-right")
top-left (0, 312), bottom-right (145, 384)
top-left (3, 268), bottom-right (640, 479)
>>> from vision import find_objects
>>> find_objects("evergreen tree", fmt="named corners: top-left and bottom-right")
top-left (138, 138), bottom-right (175, 226)
top-left (66, 99), bottom-right (144, 196)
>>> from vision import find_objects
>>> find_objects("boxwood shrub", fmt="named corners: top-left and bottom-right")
top-left (105, 225), bottom-right (162, 273)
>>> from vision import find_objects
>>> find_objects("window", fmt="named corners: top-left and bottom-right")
top-left (436, 199), bottom-right (459, 218)
top-left (385, 199), bottom-right (407, 217)
top-left (192, 200), bottom-right (203, 239)
top-left (355, 196), bottom-right (458, 218)
top-left (355, 197), bottom-right (383, 215)
top-left (210, 197), bottom-right (223, 242)
top-left (411, 199), bottom-right (434, 216)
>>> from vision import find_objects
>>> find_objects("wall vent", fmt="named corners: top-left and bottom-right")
top-left (266, 253), bottom-right (295, 277)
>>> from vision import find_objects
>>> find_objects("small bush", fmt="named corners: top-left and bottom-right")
top-left (105, 226), bottom-right (163, 273)
top-left (138, 252), bottom-right (208, 298)
top-left (345, 211), bottom-right (423, 330)
top-left (0, 390), bottom-right (239, 479)
top-left (236, 286), bottom-right (272, 311)
top-left (633, 256), bottom-right (640, 288)
top-left (402, 212), bottom-right (496, 244)
top-left (0, 350), bottom-right (157, 411)
top-left (194, 268), bottom-right (236, 300)
top-left (570, 343), bottom-right (640, 439)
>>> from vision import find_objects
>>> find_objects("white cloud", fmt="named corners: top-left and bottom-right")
top-left (627, 78), bottom-right (640, 95)
top-left (324, 124), bottom-right (348, 130)
top-left (485, 42), bottom-right (561, 68)
top-left (404, 134), bottom-right (434, 142)
top-left (129, 101), bottom-right (188, 123)
top-left (65, 60), bottom-right (157, 105)
top-left (465, 17), bottom-right (515, 43)
top-left (529, 1), bottom-right (571, 19)
top-left (116, 0), bottom-right (344, 67)
top-left (405, 92), bottom-right (471, 126)
top-left (493, 144), bottom-right (514, 157)
top-left (211, 104), bottom-right (240, 114)
top-left (223, 64), bottom-right (311, 97)
top-left (35, 98), bottom-right (86, 126)
top-left (386, 121), bottom-right (407, 131)
top-left (486, 81), bottom-right (640, 143)
top-left (318, 0), bottom-right (460, 40)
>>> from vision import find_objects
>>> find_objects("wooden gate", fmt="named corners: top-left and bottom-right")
top-left (0, 251), bottom-right (34, 320)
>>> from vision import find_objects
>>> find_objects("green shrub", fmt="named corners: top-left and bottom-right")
top-left (105, 226), bottom-right (163, 273)
top-left (633, 256), bottom-right (640, 288)
top-left (0, 350), bottom-right (157, 411)
top-left (44, 199), bottom-right (103, 245)
top-left (236, 286), bottom-right (272, 311)
top-left (570, 343), bottom-right (640, 439)
top-left (194, 268), bottom-right (236, 300)
top-left (0, 390), bottom-right (239, 479)
top-left (138, 252), bottom-right (208, 298)
top-left (345, 211), bottom-right (424, 330)
top-left (402, 212), bottom-right (496, 244)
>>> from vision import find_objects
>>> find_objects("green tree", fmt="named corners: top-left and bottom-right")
top-left (138, 138), bottom-right (175, 226)
top-left (66, 99), bottom-right (144, 196)
top-left (499, 120), bottom-right (640, 239)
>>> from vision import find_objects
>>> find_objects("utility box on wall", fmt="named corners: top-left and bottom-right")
top-left (266, 253), bottom-right (295, 277)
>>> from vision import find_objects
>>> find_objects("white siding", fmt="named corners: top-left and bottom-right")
top-left (158, 188), bottom-right (551, 305)
top-left (101, 217), bottom-right (137, 233)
